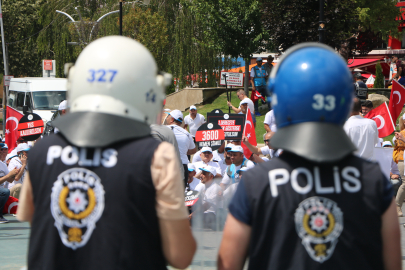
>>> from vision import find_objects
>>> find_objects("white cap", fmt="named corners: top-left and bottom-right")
top-left (58, 100), bottom-right (68, 111)
top-left (6, 153), bottom-right (15, 161)
top-left (6, 149), bottom-right (18, 161)
top-left (190, 105), bottom-right (197, 110)
top-left (163, 108), bottom-right (171, 112)
top-left (188, 163), bottom-right (196, 171)
top-left (225, 143), bottom-right (234, 150)
top-left (166, 109), bottom-right (183, 123)
top-left (240, 99), bottom-right (249, 105)
top-left (16, 143), bottom-right (30, 152)
top-left (200, 147), bottom-right (212, 153)
top-left (199, 165), bottom-right (217, 177)
top-left (229, 145), bottom-right (244, 153)
top-left (382, 141), bottom-right (392, 147)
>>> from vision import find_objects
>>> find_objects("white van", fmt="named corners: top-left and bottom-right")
top-left (8, 77), bottom-right (67, 123)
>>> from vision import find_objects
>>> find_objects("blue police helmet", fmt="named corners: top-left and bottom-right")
top-left (267, 43), bottom-right (356, 162)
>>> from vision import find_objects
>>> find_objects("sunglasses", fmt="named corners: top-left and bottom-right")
top-left (264, 140), bottom-right (269, 142)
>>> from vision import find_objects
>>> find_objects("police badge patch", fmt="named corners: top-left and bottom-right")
top-left (294, 197), bottom-right (343, 263)
top-left (50, 168), bottom-right (105, 250)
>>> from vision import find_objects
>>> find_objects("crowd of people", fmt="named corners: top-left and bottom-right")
top-left (0, 36), bottom-right (399, 269)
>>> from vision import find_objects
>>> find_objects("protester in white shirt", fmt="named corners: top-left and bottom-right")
top-left (0, 143), bottom-right (18, 190)
top-left (375, 138), bottom-right (383, 147)
top-left (54, 100), bottom-right (68, 134)
top-left (193, 147), bottom-right (222, 178)
top-left (212, 142), bottom-right (226, 162)
top-left (264, 110), bottom-right (277, 132)
top-left (220, 145), bottom-right (255, 190)
top-left (218, 144), bottom-right (234, 175)
top-left (186, 164), bottom-right (202, 192)
top-left (344, 99), bottom-right (378, 160)
top-left (192, 149), bottom-right (223, 163)
top-left (184, 105), bottom-right (206, 138)
top-left (8, 143), bottom-right (30, 199)
top-left (189, 165), bottom-right (223, 230)
top-left (223, 167), bottom-right (249, 206)
top-left (227, 89), bottom-right (255, 114)
top-left (166, 109), bottom-right (197, 184)
top-left (242, 132), bottom-right (282, 163)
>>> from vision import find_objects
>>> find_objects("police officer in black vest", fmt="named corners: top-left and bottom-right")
top-left (353, 72), bottom-right (368, 103)
top-left (17, 36), bottom-right (196, 269)
top-left (218, 43), bottom-right (401, 270)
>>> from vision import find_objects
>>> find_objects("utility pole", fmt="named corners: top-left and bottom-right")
top-left (0, 0), bottom-right (8, 134)
top-left (119, 0), bottom-right (123, 36)
top-left (319, 0), bottom-right (325, 43)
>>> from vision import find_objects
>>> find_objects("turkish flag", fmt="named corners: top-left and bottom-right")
top-left (250, 90), bottom-right (266, 103)
top-left (241, 108), bottom-right (257, 158)
top-left (388, 80), bottom-right (405, 122)
top-left (5, 106), bottom-right (23, 153)
top-left (364, 102), bottom-right (395, 138)
top-left (2, 196), bottom-right (18, 214)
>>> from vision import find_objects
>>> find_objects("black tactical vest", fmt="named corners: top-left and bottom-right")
top-left (232, 152), bottom-right (392, 270)
top-left (27, 134), bottom-right (167, 270)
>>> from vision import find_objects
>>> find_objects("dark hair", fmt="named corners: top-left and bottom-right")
top-left (362, 100), bottom-right (373, 108)
top-left (352, 98), bottom-right (362, 113)
top-left (392, 55), bottom-right (399, 58)
top-left (174, 119), bottom-right (182, 125)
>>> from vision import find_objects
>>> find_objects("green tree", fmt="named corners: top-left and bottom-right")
top-left (1, 0), bottom-right (44, 77)
top-left (261, 0), bottom-right (400, 60)
top-left (121, 6), bottom-right (169, 66)
top-left (190, 0), bottom-right (270, 95)
top-left (374, 62), bottom-right (384, 88)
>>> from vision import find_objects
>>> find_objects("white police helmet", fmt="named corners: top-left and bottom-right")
top-left (53, 36), bottom-right (172, 147)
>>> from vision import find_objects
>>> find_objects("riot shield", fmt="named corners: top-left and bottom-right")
top-left (186, 176), bottom-right (245, 270)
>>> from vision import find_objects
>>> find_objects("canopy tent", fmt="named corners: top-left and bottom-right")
top-left (348, 59), bottom-right (381, 69)
top-left (348, 58), bottom-right (390, 79)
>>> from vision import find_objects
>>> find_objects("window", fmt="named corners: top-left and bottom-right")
top-left (32, 91), bottom-right (66, 110)
top-left (25, 93), bottom-right (33, 111)
top-left (16, 92), bottom-right (25, 111)
top-left (7, 91), bottom-right (16, 107)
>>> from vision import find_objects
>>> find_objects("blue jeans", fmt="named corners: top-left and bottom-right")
top-left (0, 187), bottom-right (10, 216)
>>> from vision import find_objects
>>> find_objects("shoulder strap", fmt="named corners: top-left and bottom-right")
top-left (241, 158), bottom-right (248, 168)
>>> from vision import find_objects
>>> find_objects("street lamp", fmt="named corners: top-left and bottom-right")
top-left (319, 0), bottom-right (325, 43)
top-left (56, 8), bottom-right (119, 46)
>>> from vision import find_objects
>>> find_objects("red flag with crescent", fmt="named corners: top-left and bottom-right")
top-left (250, 90), bottom-right (266, 103)
top-left (388, 80), bottom-right (405, 122)
top-left (241, 107), bottom-right (257, 158)
top-left (364, 102), bottom-right (395, 138)
top-left (2, 196), bottom-right (18, 214)
top-left (5, 106), bottom-right (23, 153)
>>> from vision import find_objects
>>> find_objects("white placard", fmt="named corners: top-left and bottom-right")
top-left (3, 75), bottom-right (13, 86)
top-left (220, 72), bottom-right (243, 87)
top-left (372, 147), bottom-right (393, 180)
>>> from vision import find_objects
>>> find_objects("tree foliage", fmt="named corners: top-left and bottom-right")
top-left (190, 0), bottom-right (270, 93)
top-left (2, 0), bottom-right (44, 77)
top-left (261, 0), bottom-right (400, 60)
top-left (122, 6), bottom-right (169, 66)
top-left (190, 0), bottom-right (270, 58)
top-left (0, 0), bottom-right (401, 87)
